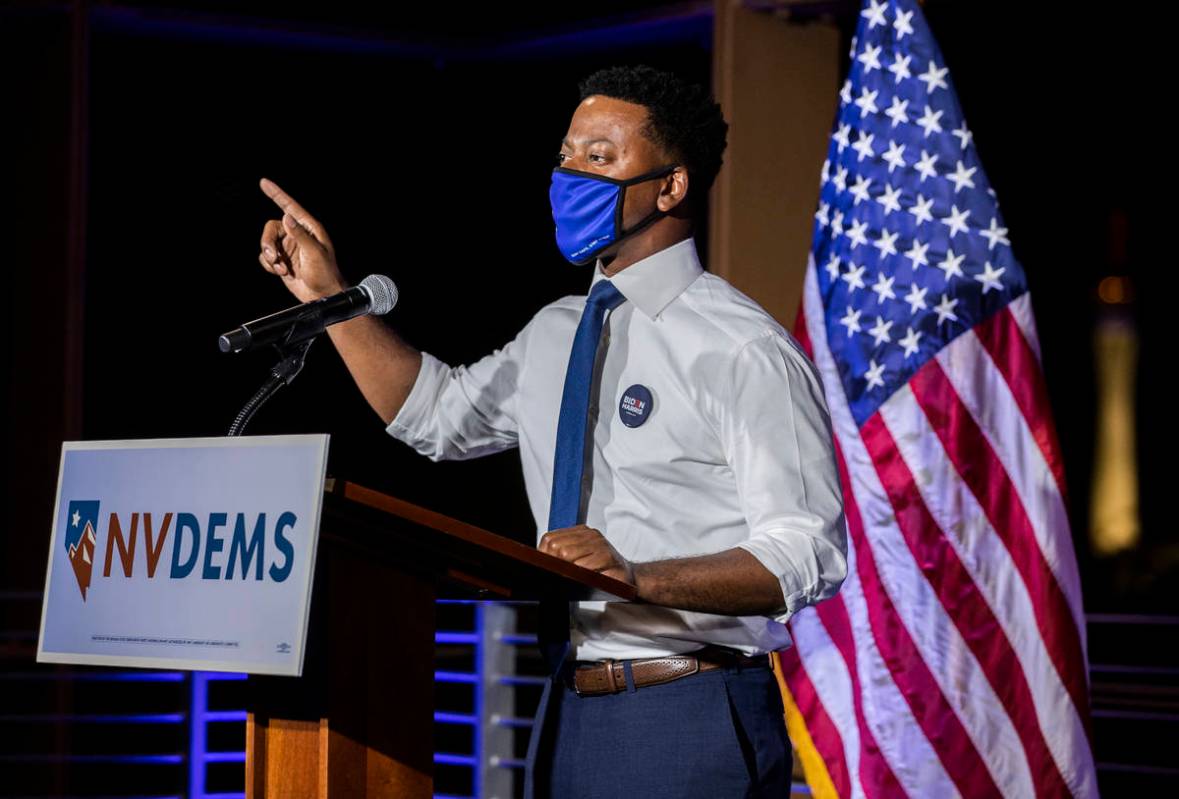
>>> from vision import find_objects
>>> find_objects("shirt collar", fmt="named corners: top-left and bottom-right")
top-left (588, 237), bottom-right (704, 320)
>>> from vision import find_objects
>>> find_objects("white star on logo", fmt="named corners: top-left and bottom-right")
top-left (934, 293), bottom-right (959, 325)
top-left (833, 123), bottom-right (851, 152)
top-left (842, 263), bottom-right (867, 292)
top-left (904, 238), bottom-right (930, 269)
top-left (899, 326), bottom-right (922, 358)
top-left (846, 219), bottom-right (870, 249)
top-left (948, 160), bottom-right (977, 193)
top-left (904, 284), bottom-right (928, 313)
top-left (864, 359), bottom-right (887, 390)
top-left (981, 217), bottom-right (1010, 250)
top-left (815, 201), bottom-right (830, 227)
top-left (873, 228), bottom-right (899, 258)
top-left (72, 509), bottom-right (81, 528)
top-left (888, 54), bottom-right (912, 84)
top-left (849, 174), bottom-right (873, 205)
top-left (858, 44), bottom-right (882, 74)
top-left (953, 121), bottom-right (973, 150)
top-left (882, 141), bottom-right (907, 173)
top-left (941, 205), bottom-right (971, 238)
top-left (852, 131), bottom-right (876, 162)
top-left (871, 273), bottom-right (897, 302)
top-left (825, 254), bottom-right (842, 280)
top-left (909, 194), bottom-right (935, 225)
top-left (862, 0), bottom-right (888, 29)
top-left (840, 307), bottom-right (862, 336)
top-left (869, 316), bottom-right (894, 346)
top-left (894, 8), bottom-right (915, 39)
top-left (918, 60), bottom-right (949, 94)
top-left (975, 261), bottom-right (1007, 294)
top-left (833, 165), bottom-right (849, 192)
top-left (884, 96), bottom-right (909, 128)
top-left (937, 248), bottom-right (966, 281)
top-left (877, 184), bottom-right (903, 215)
top-left (915, 149), bottom-right (938, 182)
top-left (854, 88), bottom-right (879, 117)
top-left (916, 105), bottom-right (943, 137)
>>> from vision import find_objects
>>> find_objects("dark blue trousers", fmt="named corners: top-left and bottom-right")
top-left (524, 659), bottom-right (792, 798)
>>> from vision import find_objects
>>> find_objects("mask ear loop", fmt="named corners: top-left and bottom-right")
top-left (615, 164), bottom-right (681, 242)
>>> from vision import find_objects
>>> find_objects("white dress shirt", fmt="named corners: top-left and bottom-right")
top-left (387, 237), bottom-right (847, 660)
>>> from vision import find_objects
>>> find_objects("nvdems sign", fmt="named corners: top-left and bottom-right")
top-left (37, 435), bottom-right (329, 676)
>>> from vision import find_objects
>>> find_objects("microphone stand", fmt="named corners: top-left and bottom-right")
top-left (227, 336), bottom-right (315, 437)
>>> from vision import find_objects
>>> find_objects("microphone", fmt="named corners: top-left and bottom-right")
top-left (219, 274), bottom-right (398, 353)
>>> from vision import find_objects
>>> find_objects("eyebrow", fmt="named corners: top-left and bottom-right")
top-left (559, 137), bottom-right (617, 149)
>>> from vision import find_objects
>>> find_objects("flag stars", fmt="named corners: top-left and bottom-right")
top-left (849, 174), bottom-right (873, 205)
top-left (852, 131), bottom-right (877, 162)
top-left (975, 261), bottom-right (1007, 293)
top-left (864, 359), bottom-right (887, 390)
top-left (854, 88), bottom-right (879, 117)
top-left (937, 248), bottom-right (966, 281)
top-left (888, 53), bottom-right (912, 84)
top-left (833, 123), bottom-right (851, 153)
top-left (908, 194), bottom-right (935, 225)
top-left (916, 105), bottom-right (943, 137)
top-left (832, 210), bottom-right (844, 236)
top-left (815, 201), bottom-right (830, 227)
top-left (821, 160), bottom-right (831, 184)
top-left (878, 184), bottom-right (903, 215)
top-left (904, 283), bottom-right (929, 313)
top-left (883, 141), bottom-right (907, 173)
top-left (934, 293), bottom-right (959, 325)
top-left (873, 228), bottom-right (899, 258)
top-left (825, 254), bottom-right (842, 280)
top-left (899, 326), bottom-right (922, 358)
top-left (840, 307), bottom-right (863, 337)
top-left (915, 149), bottom-right (938, 181)
top-left (918, 60), bottom-right (949, 93)
top-left (904, 238), bottom-right (930, 269)
top-left (868, 316), bottom-right (894, 346)
top-left (847, 219), bottom-right (870, 249)
top-left (871, 273), bottom-right (897, 302)
top-left (840, 79), bottom-right (853, 105)
top-left (894, 8), bottom-right (915, 39)
top-left (948, 160), bottom-right (977, 193)
top-left (833, 165), bottom-right (849, 192)
top-left (953, 121), bottom-right (974, 150)
top-left (884, 96), bottom-right (910, 128)
top-left (842, 263), bottom-right (867, 292)
top-left (981, 217), bottom-right (1010, 249)
top-left (941, 204), bottom-right (972, 238)
top-left (858, 44), bottom-right (883, 74)
top-left (862, 0), bottom-right (888, 29)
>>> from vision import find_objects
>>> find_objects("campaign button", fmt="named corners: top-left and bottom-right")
top-left (619, 384), bottom-right (654, 428)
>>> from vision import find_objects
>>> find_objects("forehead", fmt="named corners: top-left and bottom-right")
top-left (563, 95), bottom-right (655, 152)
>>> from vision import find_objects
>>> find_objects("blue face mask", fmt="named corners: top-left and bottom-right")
top-left (549, 164), bottom-right (679, 265)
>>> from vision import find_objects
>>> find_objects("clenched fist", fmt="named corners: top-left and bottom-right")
top-left (538, 525), bottom-right (635, 585)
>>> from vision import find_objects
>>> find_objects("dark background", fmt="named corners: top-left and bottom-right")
top-left (1, 0), bottom-right (1173, 794)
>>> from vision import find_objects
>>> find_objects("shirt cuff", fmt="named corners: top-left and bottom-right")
top-left (386, 350), bottom-right (446, 452)
top-left (736, 527), bottom-right (844, 624)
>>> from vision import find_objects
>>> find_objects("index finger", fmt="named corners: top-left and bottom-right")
top-left (259, 177), bottom-right (326, 238)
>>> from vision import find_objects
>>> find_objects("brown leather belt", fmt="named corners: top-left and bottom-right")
top-left (570, 646), bottom-right (769, 696)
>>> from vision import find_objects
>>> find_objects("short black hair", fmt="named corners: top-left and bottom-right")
top-left (578, 65), bottom-right (729, 211)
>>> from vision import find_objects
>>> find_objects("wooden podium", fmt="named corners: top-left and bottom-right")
top-left (244, 480), bottom-right (634, 798)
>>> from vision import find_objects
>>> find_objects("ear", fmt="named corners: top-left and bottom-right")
top-left (657, 166), bottom-right (690, 213)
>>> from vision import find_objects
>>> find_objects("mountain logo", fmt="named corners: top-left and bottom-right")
top-left (63, 501), bottom-right (101, 601)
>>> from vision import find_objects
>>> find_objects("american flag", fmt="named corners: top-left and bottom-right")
top-left (772, 1), bottom-right (1098, 796)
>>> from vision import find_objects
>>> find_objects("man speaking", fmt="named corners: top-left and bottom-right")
top-left (257, 64), bottom-right (847, 798)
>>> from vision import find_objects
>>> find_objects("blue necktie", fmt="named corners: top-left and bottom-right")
top-left (539, 278), bottom-right (625, 670)
top-left (548, 278), bottom-right (626, 530)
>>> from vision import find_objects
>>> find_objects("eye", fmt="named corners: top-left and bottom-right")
top-left (556, 153), bottom-right (568, 165)
top-left (589, 153), bottom-right (606, 163)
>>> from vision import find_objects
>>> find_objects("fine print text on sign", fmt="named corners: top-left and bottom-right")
top-left (37, 435), bottom-right (329, 676)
